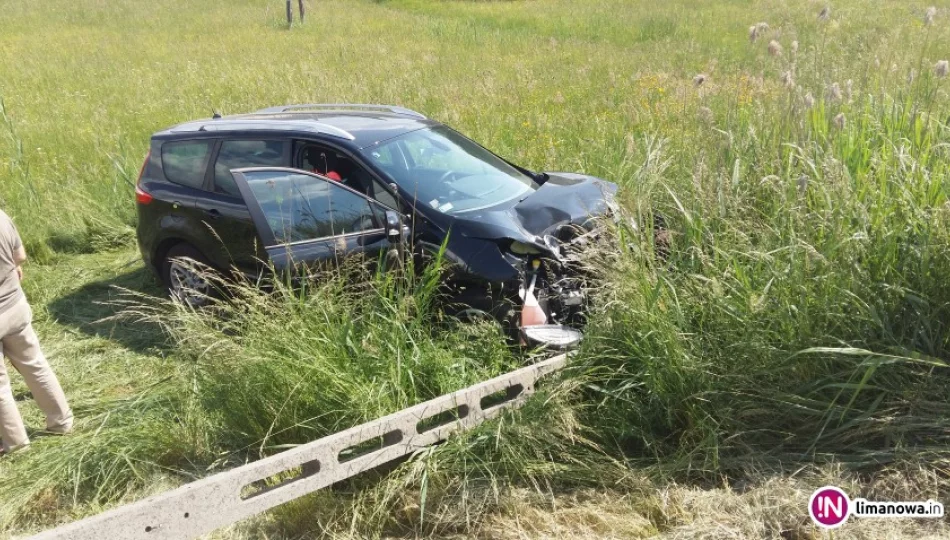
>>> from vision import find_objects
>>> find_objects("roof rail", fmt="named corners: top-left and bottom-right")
top-left (255, 103), bottom-right (427, 119)
top-left (171, 119), bottom-right (355, 140)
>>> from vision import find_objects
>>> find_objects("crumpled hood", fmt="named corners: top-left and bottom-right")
top-left (448, 173), bottom-right (617, 244)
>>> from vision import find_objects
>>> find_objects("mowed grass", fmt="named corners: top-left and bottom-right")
top-left (0, 0), bottom-right (949, 538)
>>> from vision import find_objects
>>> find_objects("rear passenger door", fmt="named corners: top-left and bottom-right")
top-left (194, 139), bottom-right (290, 272)
top-left (229, 168), bottom-right (398, 274)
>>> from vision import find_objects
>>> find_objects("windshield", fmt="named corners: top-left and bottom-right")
top-left (359, 127), bottom-right (537, 214)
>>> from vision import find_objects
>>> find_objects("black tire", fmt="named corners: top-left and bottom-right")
top-left (161, 243), bottom-right (215, 307)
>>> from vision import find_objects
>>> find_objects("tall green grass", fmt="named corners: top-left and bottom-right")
top-left (583, 113), bottom-right (950, 470)
top-left (0, 258), bottom-right (541, 534)
top-left (576, 49), bottom-right (950, 473)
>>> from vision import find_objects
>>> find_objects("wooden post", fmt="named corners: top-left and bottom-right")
top-left (286, 0), bottom-right (293, 26)
top-left (298, 0), bottom-right (305, 22)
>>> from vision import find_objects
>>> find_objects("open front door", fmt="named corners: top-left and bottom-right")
top-left (230, 167), bottom-right (401, 273)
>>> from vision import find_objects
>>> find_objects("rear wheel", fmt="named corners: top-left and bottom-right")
top-left (161, 243), bottom-right (214, 307)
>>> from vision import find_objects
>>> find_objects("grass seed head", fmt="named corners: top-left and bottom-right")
top-left (768, 40), bottom-right (783, 56)
top-left (804, 92), bottom-right (815, 108)
top-left (827, 82), bottom-right (843, 102)
top-left (819, 6), bottom-right (831, 21)
top-left (936, 60), bottom-right (949, 78)
top-left (926, 6), bottom-right (937, 25)
top-left (693, 73), bottom-right (707, 87)
top-left (781, 70), bottom-right (795, 88)
top-left (846, 79), bottom-right (854, 101)
top-left (833, 112), bottom-right (846, 129)
top-left (791, 40), bottom-right (799, 54)
top-left (749, 22), bottom-right (769, 42)
top-left (698, 106), bottom-right (714, 124)
top-left (797, 174), bottom-right (809, 193)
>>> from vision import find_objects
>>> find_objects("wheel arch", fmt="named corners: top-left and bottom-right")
top-left (153, 237), bottom-right (187, 273)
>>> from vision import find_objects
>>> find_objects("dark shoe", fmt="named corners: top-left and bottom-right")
top-left (0, 442), bottom-right (31, 457)
top-left (42, 419), bottom-right (74, 436)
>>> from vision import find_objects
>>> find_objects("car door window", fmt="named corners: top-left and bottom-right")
top-left (214, 140), bottom-right (285, 196)
top-left (161, 140), bottom-right (212, 188)
top-left (238, 170), bottom-right (379, 245)
top-left (296, 143), bottom-right (399, 210)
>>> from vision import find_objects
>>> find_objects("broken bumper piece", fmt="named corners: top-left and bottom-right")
top-left (520, 324), bottom-right (583, 349)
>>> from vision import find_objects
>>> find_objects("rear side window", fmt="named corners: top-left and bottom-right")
top-left (214, 140), bottom-right (285, 196)
top-left (161, 140), bottom-right (212, 188)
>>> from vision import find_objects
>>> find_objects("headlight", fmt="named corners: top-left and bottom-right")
top-left (509, 240), bottom-right (543, 255)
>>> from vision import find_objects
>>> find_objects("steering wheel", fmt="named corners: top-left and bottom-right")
top-left (438, 170), bottom-right (458, 185)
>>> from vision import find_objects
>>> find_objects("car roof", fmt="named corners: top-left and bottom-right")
top-left (152, 104), bottom-right (440, 149)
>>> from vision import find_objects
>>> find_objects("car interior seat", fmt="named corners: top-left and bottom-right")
top-left (300, 146), bottom-right (374, 199)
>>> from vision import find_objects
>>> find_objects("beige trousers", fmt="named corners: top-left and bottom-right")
top-left (0, 296), bottom-right (72, 452)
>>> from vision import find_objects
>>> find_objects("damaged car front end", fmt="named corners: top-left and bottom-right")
top-left (355, 124), bottom-right (620, 349)
top-left (401, 168), bottom-right (618, 349)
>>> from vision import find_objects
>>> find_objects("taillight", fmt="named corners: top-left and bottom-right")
top-left (136, 151), bottom-right (153, 205)
top-left (135, 185), bottom-right (153, 205)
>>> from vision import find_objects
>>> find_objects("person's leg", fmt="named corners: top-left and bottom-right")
top-left (0, 340), bottom-right (30, 453)
top-left (2, 300), bottom-right (72, 434)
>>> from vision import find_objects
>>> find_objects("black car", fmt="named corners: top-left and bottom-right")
top-left (135, 104), bottom-right (618, 346)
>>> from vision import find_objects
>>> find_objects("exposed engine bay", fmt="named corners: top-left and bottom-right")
top-left (509, 221), bottom-right (609, 348)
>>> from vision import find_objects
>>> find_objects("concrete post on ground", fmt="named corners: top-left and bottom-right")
top-left (26, 354), bottom-right (570, 540)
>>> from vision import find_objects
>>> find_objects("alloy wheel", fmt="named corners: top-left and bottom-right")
top-left (168, 259), bottom-right (211, 307)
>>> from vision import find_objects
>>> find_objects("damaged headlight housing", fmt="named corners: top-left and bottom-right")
top-left (603, 190), bottom-right (622, 223)
top-left (508, 237), bottom-right (566, 263)
top-left (542, 234), bottom-right (562, 255)
top-left (508, 240), bottom-right (543, 255)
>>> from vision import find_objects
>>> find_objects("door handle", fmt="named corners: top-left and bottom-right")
top-left (204, 209), bottom-right (222, 220)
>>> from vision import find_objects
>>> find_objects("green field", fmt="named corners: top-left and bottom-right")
top-left (1, 0), bottom-right (950, 538)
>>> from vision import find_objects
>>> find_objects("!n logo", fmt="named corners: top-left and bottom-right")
top-left (809, 486), bottom-right (850, 528)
